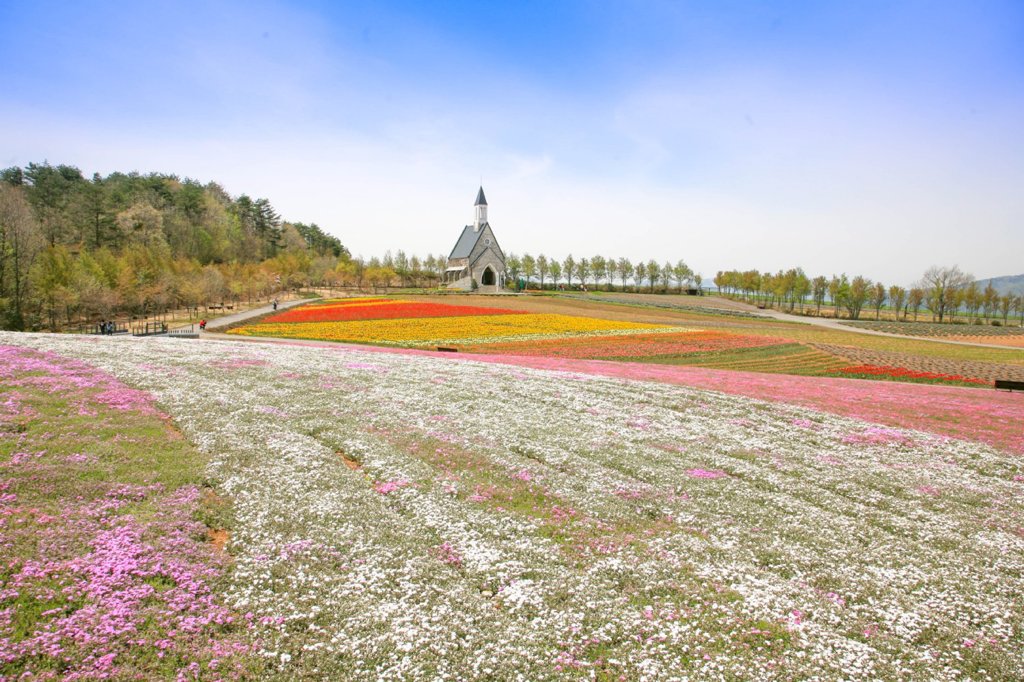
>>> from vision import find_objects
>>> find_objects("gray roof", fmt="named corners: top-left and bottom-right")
top-left (474, 186), bottom-right (487, 206)
top-left (449, 224), bottom-right (484, 259)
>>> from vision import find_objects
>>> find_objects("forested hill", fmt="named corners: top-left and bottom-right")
top-left (976, 274), bottom-right (1024, 296)
top-left (1, 162), bottom-right (346, 263)
top-left (0, 162), bottom-right (348, 330)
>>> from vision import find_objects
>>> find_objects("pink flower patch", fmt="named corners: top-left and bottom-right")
top-left (917, 485), bottom-right (941, 497)
top-left (686, 468), bottom-right (728, 479)
top-left (824, 591), bottom-right (846, 607)
top-left (373, 479), bottom-right (410, 495)
top-left (433, 541), bottom-right (463, 567)
top-left (511, 469), bottom-right (534, 482)
top-left (467, 485), bottom-right (496, 502)
top-left (66, 453), bottom-right (98, 464)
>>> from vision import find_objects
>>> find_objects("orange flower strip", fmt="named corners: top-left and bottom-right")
top-left (263, 300), bottom-right (526, 324)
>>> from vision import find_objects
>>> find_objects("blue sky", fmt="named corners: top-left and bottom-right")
top-left (1, 0), bottom-right (1022, 284)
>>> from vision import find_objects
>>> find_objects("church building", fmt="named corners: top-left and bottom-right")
top-left (444, 187), bottom-right (507, 292)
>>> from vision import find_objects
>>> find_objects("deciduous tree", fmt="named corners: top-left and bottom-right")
top-left (918, 265), bottom-right (972, 323)
top-left (888, 285), bottom-right (906, 321)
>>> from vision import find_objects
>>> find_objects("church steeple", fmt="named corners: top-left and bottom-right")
top-left (473, 186), bottom-right (488, 231)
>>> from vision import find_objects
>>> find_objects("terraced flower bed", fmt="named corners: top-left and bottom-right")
top-left (829, 364), bottom-right (989, 386)
top-left (461, 329), bottom-right (789, 359)
top-left (656, 343), bottom-right (850, 374)
top-left (3, 332), bottom-right (1023, 680)
top-left (231, 298), bottom-right (674, 347)
top-left (842, 320), bottom-right (1024, 337)
top-left (263, 298), bottom-right (525, 324)
top-left (813, 343), bottom-right (1024, 383)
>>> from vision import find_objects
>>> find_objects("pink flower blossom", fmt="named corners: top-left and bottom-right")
top-left (373, 479), bottom-right (410, 495)
top-left (686, 468), bottom-right (728, 479)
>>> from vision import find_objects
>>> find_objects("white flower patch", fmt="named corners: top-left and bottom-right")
top-left (3, 331), bottom-right (1023, 681)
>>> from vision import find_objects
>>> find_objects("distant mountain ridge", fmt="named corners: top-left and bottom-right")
top-left (976, 274), bottom-right (1024, 296)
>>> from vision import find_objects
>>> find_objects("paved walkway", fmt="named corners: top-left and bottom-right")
top-left (203, 298), bottom-right (308, 331)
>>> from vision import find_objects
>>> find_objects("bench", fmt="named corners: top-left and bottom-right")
top-left (208, 305), bottom-right (224, 310)
top-left (994, 379), bottom-right (1024, 392)
top-left (436, 347), bottom-right (458, 353)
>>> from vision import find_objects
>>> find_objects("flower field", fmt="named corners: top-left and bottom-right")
top-left (2, 332), bottom-right (1023, 680)
top-left (262, 298), bottom-right (526, 324)
top-left (831, 365), bottom-right (989, 386)
top-left (231, 301), bottom-right (673, 347)
top-left (0, 345), bottom-right (258, 679)
top-left (461, 330), bottom-right (790, 359)
top-left (842, 320), bottom-right (1024, 338)
top-left (228, 295), bottom-right (1024, 389)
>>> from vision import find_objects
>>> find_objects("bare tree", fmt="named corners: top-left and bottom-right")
top-left (918, 265), bottom-right (973, 323)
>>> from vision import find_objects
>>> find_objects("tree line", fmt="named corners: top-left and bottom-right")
top-left (333, 252), bottom-right (701, 294)
top-left (0, 162), bottom-right (348, 330)
top-left (713, 265), bottom-right (1024, 325)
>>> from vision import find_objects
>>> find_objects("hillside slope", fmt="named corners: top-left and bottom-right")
top-left (976, 273), bottom-right (1024, 295)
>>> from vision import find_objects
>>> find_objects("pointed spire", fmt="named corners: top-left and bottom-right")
top-left (474, 186), bottom-right (488, 206)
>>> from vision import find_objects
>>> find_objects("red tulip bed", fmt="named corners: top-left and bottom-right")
top-left (262, 298), bottom-right (525, 324)
top-left (831, 364), bottom-right (988, 386)
top-left (462, 330), bottom-right (789, 359)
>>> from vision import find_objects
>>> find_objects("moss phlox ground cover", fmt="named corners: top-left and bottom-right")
top-left (2, 332), bottom-right (1023, 680)
top-left (0, 345), bottom-right (257, 680)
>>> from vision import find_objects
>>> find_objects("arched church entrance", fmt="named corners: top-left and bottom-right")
top-left (481, 267), bottom-right (496, 286)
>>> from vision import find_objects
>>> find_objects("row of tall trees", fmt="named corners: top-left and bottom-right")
top-left (504, 254), bottom-right (698, 292)
top-left (351, 251), bottom-right (701, 293)
top-left (0, 162), bottom-right (348, 329)
top-left (714, 265), bottom-right (1024, 324)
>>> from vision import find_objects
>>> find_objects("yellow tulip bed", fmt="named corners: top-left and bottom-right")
top-left (230, 312), bottom-right (676, 347)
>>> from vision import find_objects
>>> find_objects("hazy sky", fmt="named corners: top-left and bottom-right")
top-left (1, 1), bottom-right (1022, 284)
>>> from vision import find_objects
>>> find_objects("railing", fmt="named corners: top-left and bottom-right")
top-left (131, 321), bottom-right (168, 336)
top-left (167, 324), bottom-right (199, 339)
top-left (82, 322), bottom-right (129, 335)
